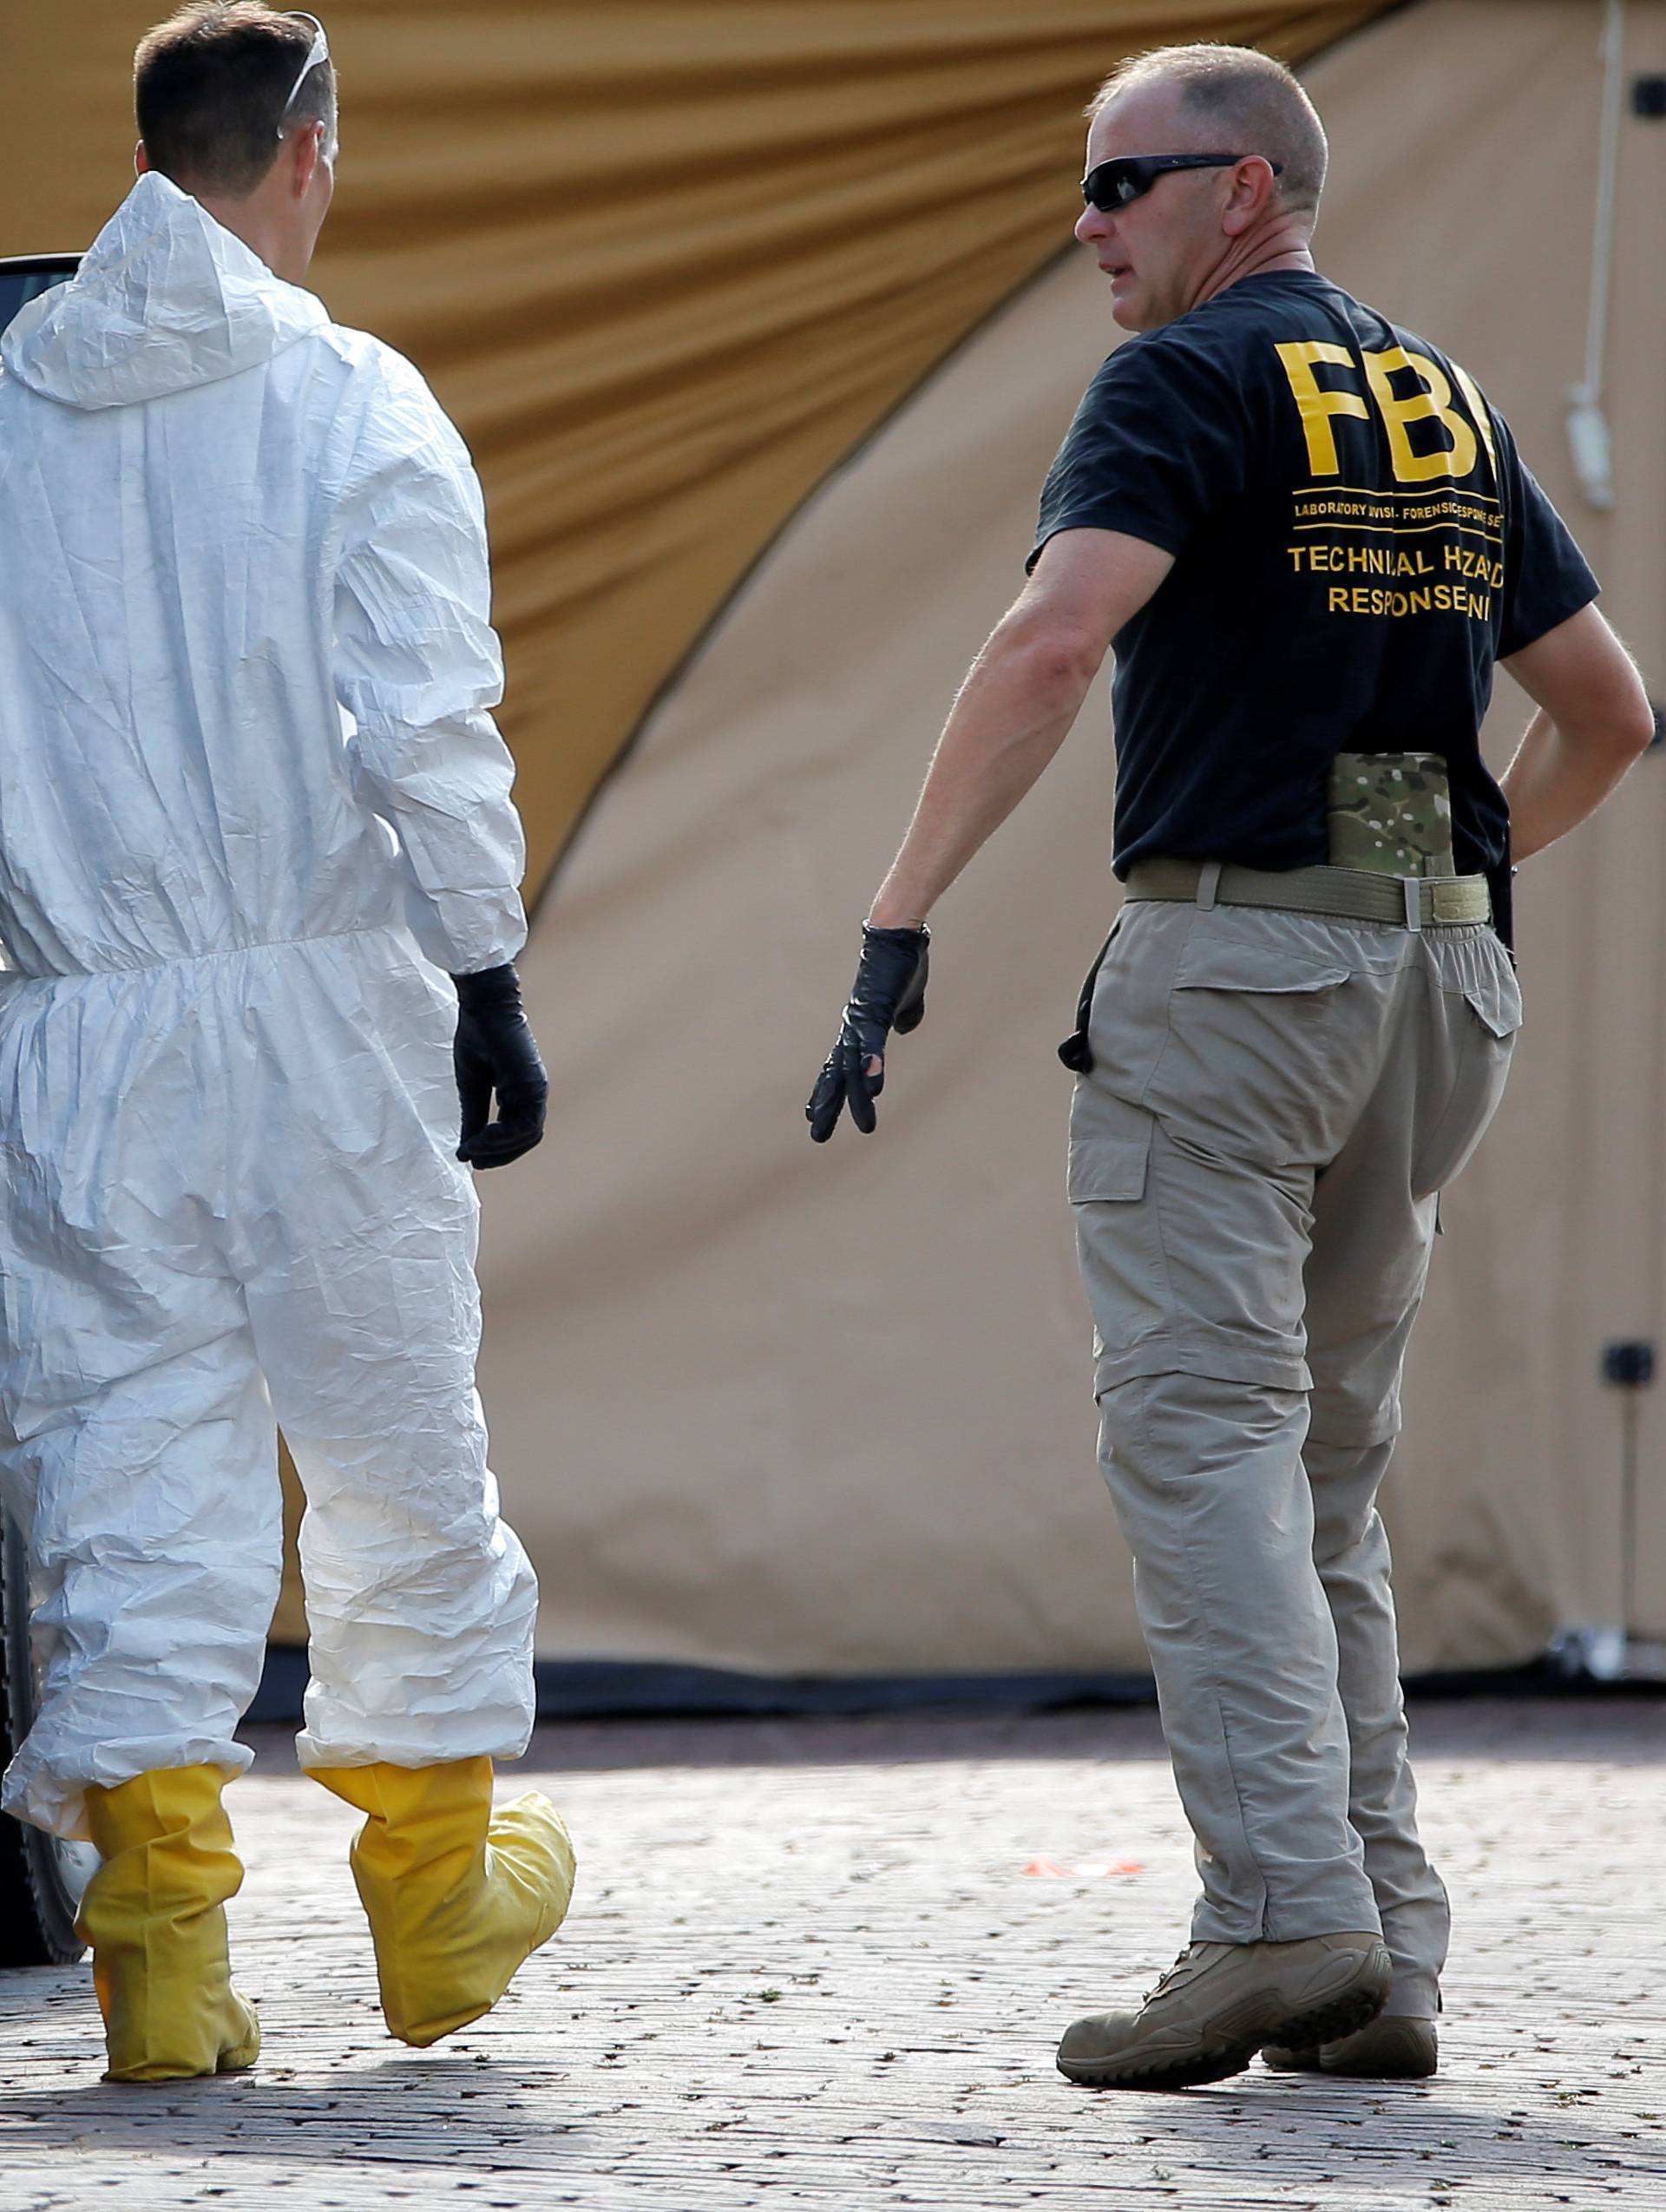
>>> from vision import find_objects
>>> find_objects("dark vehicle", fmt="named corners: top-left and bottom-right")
top-left (0, 250), bottom-right (98, 1967)
top-left (0, 253), bottom-right (79, 340)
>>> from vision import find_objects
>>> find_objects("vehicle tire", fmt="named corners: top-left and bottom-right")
top-left (0, 1511), bottom-right (93, 1965)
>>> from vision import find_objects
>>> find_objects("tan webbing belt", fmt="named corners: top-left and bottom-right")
top-left (1124, 857), bottom-right (1492, 929)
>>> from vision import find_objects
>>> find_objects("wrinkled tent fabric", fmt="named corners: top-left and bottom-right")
top-left (10, 0), bottom-right (1387, 898)
top-left (480, 0), bottom-right (1666, 1678)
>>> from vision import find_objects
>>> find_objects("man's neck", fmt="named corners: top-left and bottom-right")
top-left (1190, 226), bottom-right (1317, 314)
top-left (192, 192), bottom-right (288, 281)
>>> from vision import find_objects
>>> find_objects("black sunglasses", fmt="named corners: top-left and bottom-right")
top-left (1081, 153), bottom-right (1283, 211)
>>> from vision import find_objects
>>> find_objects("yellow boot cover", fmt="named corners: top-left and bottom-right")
top-left (76, 1766), bottom-right (261, 2083)
top-left (310, 1757), bottom-right (576, 2048)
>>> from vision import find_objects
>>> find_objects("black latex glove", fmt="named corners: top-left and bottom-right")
top-left (451, 962), bottom-right (548, 1170)
top-left (806, 923), bottom-right (929, 1143)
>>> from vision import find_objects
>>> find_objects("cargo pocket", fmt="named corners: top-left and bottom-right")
top-left (1149, 932), bottom-right (1357, 1166)
top-left (1172, 939), bottom-right (1354, 999)
top-left (1067, 1127), bottom-right (1151, 1206)
top-left (1458, 965), bottom-right (1524, 1044)
top-left (1414, 966), bottom-right (1522, 1196)
top-left (1066, 1105), bottom-right (1164, 1395)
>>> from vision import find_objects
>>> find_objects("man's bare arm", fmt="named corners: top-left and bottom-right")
top-left (1499, 604), bottom-right (1656, 862)
top-left (867, 529), bottom-right (1174, 928)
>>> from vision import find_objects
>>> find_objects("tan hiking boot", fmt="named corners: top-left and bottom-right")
top-left (1057, 1933), bottom-right (1392, 2091)
top-left (1262, 2013), bottom-right (1438, 2078)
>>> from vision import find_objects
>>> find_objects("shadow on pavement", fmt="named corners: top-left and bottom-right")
top-left (239, 1694), bottom-right (1666, 1777)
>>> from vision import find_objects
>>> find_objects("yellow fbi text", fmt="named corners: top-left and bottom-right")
top-left (1274, 340), bottom-right (1498, 485)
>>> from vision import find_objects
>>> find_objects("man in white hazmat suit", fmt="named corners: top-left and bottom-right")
top-left (0, 3), bottom-right (574, 2080)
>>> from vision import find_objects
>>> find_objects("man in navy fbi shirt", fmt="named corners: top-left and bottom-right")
top-left (807, 43), bottom-right (1653, 2087)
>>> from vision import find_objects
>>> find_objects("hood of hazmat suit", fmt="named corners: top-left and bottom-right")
top-left (0, 171), bottom-right (528, 974)
top-left (4, 176), bottom-right (329, 409)
top-left (0, 175), bottom-right (539, 1840)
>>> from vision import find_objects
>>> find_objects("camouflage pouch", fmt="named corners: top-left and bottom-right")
top-left (1327, 752), bottom-right (1455, 877)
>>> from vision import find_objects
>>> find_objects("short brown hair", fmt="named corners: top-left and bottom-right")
top-left (1090, 43), bottom-right (1328, 219)
top-left (135, 3), bottom-right (337, 198)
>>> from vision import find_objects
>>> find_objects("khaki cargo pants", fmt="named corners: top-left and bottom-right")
top-left (1069, 892), bottom-right (1521, 2018)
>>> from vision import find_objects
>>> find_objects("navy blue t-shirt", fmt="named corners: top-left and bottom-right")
top-left (1028, 271), bottom-right (1598, 881)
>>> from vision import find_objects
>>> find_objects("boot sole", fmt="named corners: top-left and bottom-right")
top-left (1059, 1952), bottom-right (1391, 2092)
top-left (1321, 2048), bottom-right (1438, 2080)
top-left (1263, 2018), bottom-right (1439, 2080)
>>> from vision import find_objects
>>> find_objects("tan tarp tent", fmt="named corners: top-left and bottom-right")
top-left (15, 0), bottom-right (1666, 1682)
top-left (485, 0), bottom-right (1666, 1680)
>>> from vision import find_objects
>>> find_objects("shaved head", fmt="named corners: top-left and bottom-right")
top-left (1091, 44), bottom-right (1328, 222)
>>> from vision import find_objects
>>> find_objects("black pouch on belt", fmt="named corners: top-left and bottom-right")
top-left (1326, 752), bottom-right (1455, 875)
top-left (1058, 919), bottom-right (1119, 1073)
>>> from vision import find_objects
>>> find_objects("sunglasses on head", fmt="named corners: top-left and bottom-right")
top-left (276, 11), bottom-right (330, 141)
top-left (1081, 153), bottom-right (1282, 211)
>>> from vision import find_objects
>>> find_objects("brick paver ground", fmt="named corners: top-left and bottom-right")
top-left (0, 1697), bottom-right (1661, 2209)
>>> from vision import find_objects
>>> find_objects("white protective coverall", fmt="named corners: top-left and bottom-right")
top-left (0, 174), bottom-right (540, 1839)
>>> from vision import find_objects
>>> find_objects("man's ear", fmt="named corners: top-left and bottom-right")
top-left (135, 141), bottom-right (150, 176)
top-left (288, 120), bottom-right (325, 198)
top-left (1221, 158), bottom-right (1276, 238)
